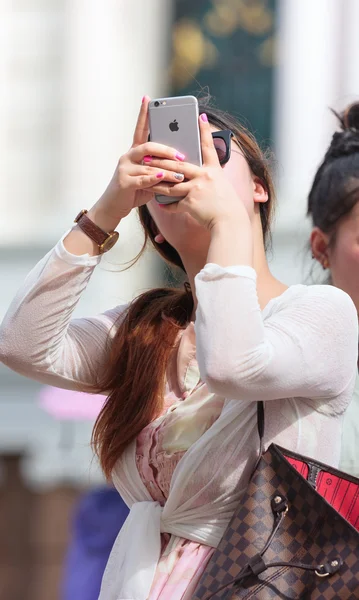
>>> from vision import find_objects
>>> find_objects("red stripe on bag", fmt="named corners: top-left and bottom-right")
top-left (284, 456), bottom-right (359, 531)
top-left (317, 472), bottom-right (359, 529)
top-left (285, 457), bottom-right (309, 478)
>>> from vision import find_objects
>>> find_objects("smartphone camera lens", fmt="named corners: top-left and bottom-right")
top-left (154, 101), bottom-right (160, 107)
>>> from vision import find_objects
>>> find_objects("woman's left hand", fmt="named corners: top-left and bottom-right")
top-left (149, 113), bottom-right (247, 230)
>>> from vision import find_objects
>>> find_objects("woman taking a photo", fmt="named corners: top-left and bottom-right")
top-left (308, 101), bottom-right (359, 478)
top-left (0, 96), bottom-right (357, 600)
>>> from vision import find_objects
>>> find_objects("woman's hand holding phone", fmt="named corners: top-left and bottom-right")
top-left (88, 96), bottom-right (247, 235)
top-left (151, 113), bottom-right (253, 268)
top-left (92, 96), bottom-right (186, 230)
top-left (64, 97), bottom-right (184, 257)
top-left (150, 113), bottom-right (248, 231)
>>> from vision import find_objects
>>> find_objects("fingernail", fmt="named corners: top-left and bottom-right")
top-left (156, 171), bottom-right (164, 179)
top-left (175, 151), bottom-right (185, 161)
top-left (174, 173), bottom-right (184, 180)
top-left (143, 155), bottom-right (152, 163)
top-left (142, 95), bottom-right (147, 103)
top-left (200, 113), bottom-right (208, 122)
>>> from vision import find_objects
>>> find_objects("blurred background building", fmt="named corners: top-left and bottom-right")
top-left (0, 0), bottom-right (358, 598)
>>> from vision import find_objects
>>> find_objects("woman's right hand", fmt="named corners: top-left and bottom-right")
top-left (92, 96), bottom-right (185, 230)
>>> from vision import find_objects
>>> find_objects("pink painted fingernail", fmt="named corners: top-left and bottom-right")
top-left (200, 113), bottom-right (208, 122)
top-left (156, 171), bottom-right (164, 179)
top-left (175, 151), bottom-right (185, 161)
top-left (142, 95), bottom-right (147, 103)
top-left (143, 155), bottom-right (152, 163)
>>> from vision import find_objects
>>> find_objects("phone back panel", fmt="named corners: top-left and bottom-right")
top-left (149, 96), bottom-right (202, 203)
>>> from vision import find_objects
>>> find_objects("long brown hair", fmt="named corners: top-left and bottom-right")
top-left (92, 101), bottom-right (275, 479)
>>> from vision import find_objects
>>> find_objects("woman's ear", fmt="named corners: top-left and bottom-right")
top-left (310, 227), bottom-right (330, 268)
top-left (252, 177), bottom-right (268, 204)
top-left (146, 210), bottom-right (166, 244)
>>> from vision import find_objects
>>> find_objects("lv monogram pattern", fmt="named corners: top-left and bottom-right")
top-left (193, 444), bottom-right (359, 600)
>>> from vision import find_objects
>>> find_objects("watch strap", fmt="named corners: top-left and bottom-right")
top-left (74, 209), bottom-right (119, 253)
top-left (74, 210), bottom-right (109, 245)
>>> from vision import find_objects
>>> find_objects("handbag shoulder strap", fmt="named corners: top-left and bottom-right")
top-left (249, 401), bottom-right (265, 479)
top-left (257, 401), bottom-right (265, 456)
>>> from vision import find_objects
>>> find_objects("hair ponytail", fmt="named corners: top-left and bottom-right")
top-left (92, 286), bottom-right (193, 479)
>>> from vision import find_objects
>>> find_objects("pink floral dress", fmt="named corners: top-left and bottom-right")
top-left (135, 323), bottom-right (223, 599)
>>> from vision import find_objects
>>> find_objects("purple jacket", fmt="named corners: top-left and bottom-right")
top-left (62, 487), bottom-right (129, 600)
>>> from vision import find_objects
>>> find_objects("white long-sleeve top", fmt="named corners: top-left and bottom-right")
top-left (0, 237), bottom-right (358, 600)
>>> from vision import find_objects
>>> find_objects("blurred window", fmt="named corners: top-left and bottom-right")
top-left (171, 0), bottom-right (276, 144)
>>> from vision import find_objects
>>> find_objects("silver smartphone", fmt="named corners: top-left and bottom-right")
top-left (148, 95), bottom-right (202, 204)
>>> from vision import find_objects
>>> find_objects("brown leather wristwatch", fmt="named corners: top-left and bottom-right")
top-left (74, 209), bottom-right (119, 253)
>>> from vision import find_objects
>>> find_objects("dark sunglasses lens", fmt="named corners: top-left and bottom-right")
top-left (213, 137), bottom-right (228, 164)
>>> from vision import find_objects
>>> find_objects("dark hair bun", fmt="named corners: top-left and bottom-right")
top-left (307, 101), bottom-right (359, 228)
top-left (342, 102), bottom-right (359, 131)
top-left (326, 130), bottom-right (359, 159)
top-left (325, 102), bottom-right (359, 160)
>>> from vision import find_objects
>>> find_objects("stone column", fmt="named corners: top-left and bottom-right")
top-left (340, 0), bottom-right (359, 104)
top-left (0, 0), bottom-right (65, 245)
top-left (60, 0), bottom-right (174, 312)
top-left (274, 0), bottom-right (342, 231)
top-left (271, 0), bottom-right (342, 283)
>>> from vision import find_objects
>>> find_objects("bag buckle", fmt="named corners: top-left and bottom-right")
top-left (315, 558), bottom-right (343, 577)
top-left (271, 494), bottom-right (288, 515)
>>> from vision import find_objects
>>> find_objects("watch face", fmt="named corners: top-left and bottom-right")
top-left (100, 231), bottom-right (119, 253)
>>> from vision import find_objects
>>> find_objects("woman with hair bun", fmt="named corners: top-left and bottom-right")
top-left (308, 101), bottom-right (359, 476)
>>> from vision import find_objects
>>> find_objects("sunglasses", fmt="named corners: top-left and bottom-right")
top-left (147, 129), bottom-right (235, 166)
top-left (212, 130), bottom-right (234, 166)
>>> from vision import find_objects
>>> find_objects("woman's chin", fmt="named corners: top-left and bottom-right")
top-left (174, 222), bottom-right (210, 256)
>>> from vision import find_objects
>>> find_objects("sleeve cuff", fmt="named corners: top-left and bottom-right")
top-left (197, 263), bottom-right (257, 281)
top-left (54, 230), bottom-right (103, 267)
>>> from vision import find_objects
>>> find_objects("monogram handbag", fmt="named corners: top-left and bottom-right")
top-left (192, 402), bottom-right (359, 599)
